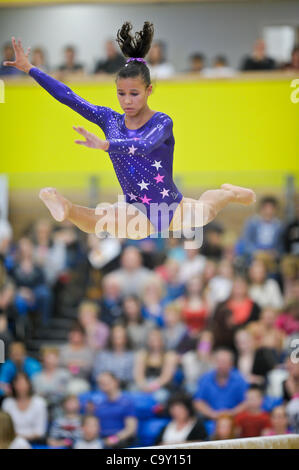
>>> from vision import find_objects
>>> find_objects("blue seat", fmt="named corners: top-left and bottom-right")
top-left (137, 417), bottom-right (170, 447)
top-left (262, 396), bottom-right (283, 413)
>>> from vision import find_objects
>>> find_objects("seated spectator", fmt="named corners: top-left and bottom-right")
top-left (281, 194), bottom-right (299, 256)
top-left (201, 55), bottom-right (236, 78)
top-left (194, 348), bottom-right (248, 419)
top-left (100, 273), bottom-right (123, 326)
top-left (177, 275), bottom-right (210, 336)
top-left (86, 233), bottom-right (121, 270)
top-left (57, 45), bottom-right (84, 73)
top-left (0, 411), bottom-right (31, 449)
top-left (286, 394), bottom-right (299, 434)
top-left (281, 44), bottom-right (299, 72)
top-left (212, 413), bottom-right (236, 440)
top-left (210, 306), bottom-right (238, 352)
top-left (94, 39), bottom-right (126, 74)
top-left (234, 386), bottom-right (271, 438)
top-left (78, 300), bottom-right (109, 351)
top-left (234, 329), bottom-right (265, 387)
top-left (96, 372), bottom-right (137, 448)
top-left (163, 302), bottom-right (194, 353)
top-left (206, 259), bottom-right (233, 312)
top-left (147, 41), bottom-right (175, 79)
top-left (214, 275), bottom-right (261, 328)
top-left (238, 196), bottom-right (283, 264)
top-left (200, 221), bottom-right (225, 260)
top-left (248, 258), bottom-right (284, 310)
top-left (262, 405), bottom-right (291, 436)
top-left (282, 359), bottom-right (299, 403)
top-left (181, 330), bottom-right (214, 394)
top-left (32, 347), bottom-right (72, 419)
top-left (155, 393), bottom-right (207, 445)
top-left (247, 307), bottom-right (285, 351)
top-left (92, 324), bottom-right (135, 388)
top-left (2, 372), bottom-right (47, 444)
top-left (0, 42), bottom-right (25, 76)
top-left (240, 38), bottom-right (276, 71)
top-left (31, 218), bottom-right (67, 286)
top-left (187, 52), bottom-right (206, 74)
top-left (11, 237), bottom-right (53, 327)
top-left (141, 275), bottom-right (166, 327)
top-left (275, 299), bottom-right (299, 336)
top-left (31, 47), bottom-right (50, 73)
top-left (121, 295), bottom-right (154, 350)
top-left (59, 322), bottom-right (94, 382)
top-left (178, 245), bottom-right (206, 284)
top-left (133, 328), bottom-right (178, 403)
top-left (73, 415), bottom-right (103, 449)
top-left (157, 258), bottom-right (185, 305)
top-left (47, 395), bottom-right (81, 448)
top-left (112, 246), bottom-right (152, 298)
top-left (280, 257), bottom-right (299, 305)
top-left (0, 342), bottom-right (41, 396)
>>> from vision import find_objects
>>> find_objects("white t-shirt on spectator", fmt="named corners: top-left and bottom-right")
top-left (148, 62), bottom-right (175, 79)
top-left (2, 395), bottom-right (48, 439)
top-left (249, 279), bottom-right (284, 310)
top-left (73, 438), bottom-right (103, 449)
top-left (9, 436), bottom-right (32, 449)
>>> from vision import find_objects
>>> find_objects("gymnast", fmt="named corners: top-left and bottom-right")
top-left (4, 21), bottom-right (256, 241)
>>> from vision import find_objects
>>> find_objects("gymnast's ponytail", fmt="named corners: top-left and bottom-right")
top-left (116, 21), bottom-right (154, 86)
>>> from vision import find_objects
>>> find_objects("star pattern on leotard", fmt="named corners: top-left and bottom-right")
top-left (128, 145), bottom-right (137, 155)
top-left (139, 194), bottom-right (152, 205)
top-left (128, 192), bottom-right (138, 201)
top-left (138, 180), bottom-right (150, 191)
top-left (160, 188), bottom-right (170, 198)
top-left (154, 173), bottom-right (165, 184)
top-left (151, 160), bottom-right (162, 171)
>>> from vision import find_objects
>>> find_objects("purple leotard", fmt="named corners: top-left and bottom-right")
top-left (28, 67), bottom-right (183, 234)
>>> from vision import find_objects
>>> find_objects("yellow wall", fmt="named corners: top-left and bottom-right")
top-left (1, 75), bottom-right (298, 189)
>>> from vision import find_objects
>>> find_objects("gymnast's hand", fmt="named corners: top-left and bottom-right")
top-left (3, 36), bottom-right (32, 73)
top-left (73, 126), bottom-right (110, 151)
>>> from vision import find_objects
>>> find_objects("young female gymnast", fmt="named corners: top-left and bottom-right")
top-left (4, 22), bottom-right (256, 240)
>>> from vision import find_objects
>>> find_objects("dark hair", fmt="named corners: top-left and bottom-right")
top-left (259, 196), bottom-right (279, 209)
top-left (11, 372), bottom-right (34, 399)
top-left (116, 21), bottom-right (154, 87)
top-left (167, 392), bottom-right (196, 418)
top-left (106, 323), bottom-right (133, 351)
top-left (248, 384), bottom-right (264, 395)
top-left (190, 52), bottom-right (206, 62)
top-left (69, 321), bottom-right (85, 336)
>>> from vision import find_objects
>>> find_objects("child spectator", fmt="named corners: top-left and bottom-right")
top-left (78, 300), bottom-right (109, 351)
top-left (234, 386), bottom-right (271, 438)
top-left (47, 395), bottom-right (81, 448)
top-left (262, 405), bottom-right (291, 436)
top-left (73, 415), bottom-right (103, 449)
top-left (212, 413), bottom-right (236, 440)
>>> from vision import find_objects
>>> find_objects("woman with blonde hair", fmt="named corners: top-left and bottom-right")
top-left (0, 411), bottom-right (31, 449)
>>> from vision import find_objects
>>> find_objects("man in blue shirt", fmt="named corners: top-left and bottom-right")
top-left (0, 342), bottom-right (42, 396)
top-left (194, 348), bottom-right (248, 420)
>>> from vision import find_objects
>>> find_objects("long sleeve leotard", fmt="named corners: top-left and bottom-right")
top-left (28, 67), bottom-right (183, 233)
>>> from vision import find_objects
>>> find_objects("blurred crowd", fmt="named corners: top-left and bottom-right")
top-left (0, 193), bottom-right (298, 449)
top-left (0, 37), bottom-right (298, 80)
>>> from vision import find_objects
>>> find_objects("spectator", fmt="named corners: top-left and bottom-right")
top-left (32, 347), bottom-right (72, 419)
top-left (141, 275), bottom-right (166, 327)
top-left (234, 386), bottom-right (272, 438)
top-left (281, 194), bottom-right (299, 256)
top-left (239, 196), bottom-right (283, 263)
top-left (282, 44), bottom-right (299, 72)
top-left (0, 342), bottom-right (41, 396)
top-left (92, 324), bottom-right (135, 387)
top-left (200, 222), bottom-right (225, 260)
top-left (206, 259), bottom-right (234, 312)
top-left (181, 330), bottom-right (214, 394)
top-left (47, 395), bottom-right (81, 448)
top-left (248, 258), bottom-right (284, 310)
top-left (202, 55), bottom-right (236, 78)
top-left (133, 328), bottom-right (178, 403)
top-left (1, 372), bottom-right (47, 444)
top-left (194, 348), bottom-right (248, 419)
top-left (147, 41), bottom-right (175, 79)
top-left (78, 300), bottom-right (109, 351)
top-left (155, 393), bottom-right (207, 445)
top-left (94, 39), bottom-right (126, 74)
top-left (86, 233), bottom-right (121, 270)
top-left (157, 258), bottom-right (185, 305)
top-left (286, 393), bottom-right (299, 434)
top-left (57, 45), bottom-right (84, 73)
top-left (247, 307), bottom-right (285, 352)
top-left (0, 42), bottom-right (25, 76)
top-left (210, 306), bottom-right (238, 352)
top-left (96, 372), bottom-right (137, 448)
top-left (212, 413), bottom-right (236, 440)
top-left (100, 273), bottom-right (123, 326)
top-left (282, 360), bottom-right (299, 403)
top-left (112, 246), bottom-right (152, 298)
top-left (59, 322), bottom-right (94, 382)
top-left (0, 411), bottom-right (31, 449)
top-left (262, 405), bottom-right (291, 436)
top-left (219, 275), bottom-right (261, 327)
top-left (275, 299), bottom-right (299, 336)
top-left (121, 295), bottom-right (154, 350)
top-left (178, 246), bottom-right (206, 284)
top-left (0, 313), bottom-right (13, 355)
top-left (177, 275), bottom-right (209, 336)
top-left (73, 415), bottom-right (103, 449)
top-left (163, 302), bottom-right (194, 353)
top-left (240, 39), bottom-right (276, 71)
top-left (234, 329), bottom-right (264, 386)
top-left (187, 52), bottom-right (206, 74)
top-left (31, 47), bottom-right (50, 73)
top-left (11, 237), bottom-right (53, 326)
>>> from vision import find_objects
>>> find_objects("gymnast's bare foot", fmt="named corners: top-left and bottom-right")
top-left (221, 183), bottom-right (256, 205)
top-left (39, 187), bottom-right (71, 222)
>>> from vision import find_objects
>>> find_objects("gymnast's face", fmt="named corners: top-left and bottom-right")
top-left (116, 76), bottom-right (152, 117)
